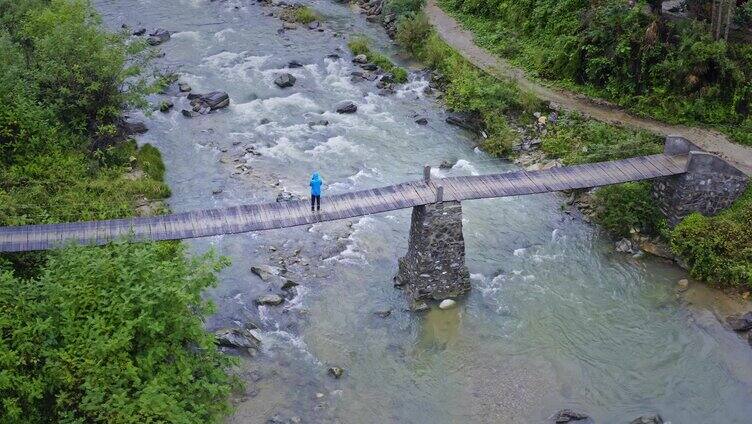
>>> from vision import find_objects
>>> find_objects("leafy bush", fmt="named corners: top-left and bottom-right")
top-left (0, 242), bottom-right (237, 423)
top-left (385, 0), bottom-right (425, 16)
top-left (593, 182), bottom-right (666, 237)
top-left (439, 0), bottom-right (752, 145)
top-left (348, 36), bottom-right (409, 83)
top-left (671, 187), bottom-right (752, 289)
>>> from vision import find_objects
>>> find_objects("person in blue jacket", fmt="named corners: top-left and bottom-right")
top-left (310, 171), bottom-right (323, 212)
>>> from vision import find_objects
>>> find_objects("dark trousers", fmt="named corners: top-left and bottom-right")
top-left (311, 195), bottom-right (320, 211)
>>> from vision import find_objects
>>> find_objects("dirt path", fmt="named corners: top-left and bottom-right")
top-left (426, 0), bottom-right (752, 175)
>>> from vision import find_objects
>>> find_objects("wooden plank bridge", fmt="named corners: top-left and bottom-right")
top-left (0, 153), bottom-right (688, 253)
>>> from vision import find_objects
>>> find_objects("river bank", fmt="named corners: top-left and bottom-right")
top-left (93, 0), bottom-right (752, 422)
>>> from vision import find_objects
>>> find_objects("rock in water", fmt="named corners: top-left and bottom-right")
top-left (255, 294), bottom-right (284, 306)
top-left (335, 101), bottom-right (357, 114)
top-left (188, 91), bottom-right (230, 112)
top-left (159, 100), bottom-right (173, 113)
top-left (181, 109), bottom-right (199, 118)
top-left (352, 54), bottom-right (368, 64)
top-left (629, 415), bottom-right (664, 424)
top-left (251, 265), bottom-right (282, 281)
top-left (178, 82), bottom-right (192, 92)
top-left (374, 308), bottom-right (392, 318)
top-left (327, 366), bottom-right (344, 379)
top-left (120, 120), bottom-right (148, 134)
top-left (147, 28), bottom-right (170, 45)
top-left (676, 278), bottom-right (689, 292)
top-left (551, 409), bottom-right (593, 423)
top-left (287, 60), bottom-right (303, 68)
top-left (438, 299), bottom-right (456, 310)
top-left (214, 327), bottom-right (261, 350)
top-left (274, 73), bottom-right (296, 88)
top-left (726, 311), bottom-right (752, 331)
top-left (132, 27), bottom-right (146, 36)
top-left (615, 238), bottom-right (634, 253)
top-left (414, 117), bottom-right (428, 125)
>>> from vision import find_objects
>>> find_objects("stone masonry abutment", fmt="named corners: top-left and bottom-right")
top-left (653, 136), bottom-right (749, 226)
top-left (395, 200), bottom-right (471, 308)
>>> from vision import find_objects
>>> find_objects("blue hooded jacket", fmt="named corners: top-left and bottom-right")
top-left (310, 172), bottom-right (323, 196)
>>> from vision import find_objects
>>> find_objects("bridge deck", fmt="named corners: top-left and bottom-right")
top-left (0, 154), bottom-right (688, 252)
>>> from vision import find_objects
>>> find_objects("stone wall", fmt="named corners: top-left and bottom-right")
top-left (653, 137), bottom-right (749, 226)
top-left (395, 201), bottom-right (470, 306)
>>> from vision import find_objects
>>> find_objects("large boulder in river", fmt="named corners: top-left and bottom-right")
top-left (119, 120), bottom-right (148, 135)
top-left (726, 311), bottom-right (752, 331)
top-left (335, 101), bottom-right (357, 114)
top-left (147, 28), bottom-right (170, 45)
top-left (550, 409), bottom-right (594, 423)
top-left (251, 265), bottom-right (283, 281)
top-left (187, 91), bottom-right (230, 113)
top-left (274, 73), bottom-right (296, 88)
top-left (215, 327), bottom-right (261, 350)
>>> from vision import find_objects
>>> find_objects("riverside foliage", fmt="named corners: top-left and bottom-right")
top-left (0, 0), bottom-right (236, 421)
top-left (438, 0), bottom-right (752, 145)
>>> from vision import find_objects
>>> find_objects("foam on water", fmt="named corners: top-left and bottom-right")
top-left (321, 58), bottom-right (359, 94)
top-left (171, 30), bottom-right (201, 41)
top-left (202, 51), bottom-right (271, 81)
top-left (305, 135), bottom-right (360, 157)
top-left (213, 28), bottom-right (236, 42)
top-left (452, 159), bottom-right (480, 175)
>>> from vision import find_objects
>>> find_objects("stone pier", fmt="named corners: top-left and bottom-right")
top-left (653, 136), bottom-right (749, 226)
top-left (395, 201), bottom-right (471, 307)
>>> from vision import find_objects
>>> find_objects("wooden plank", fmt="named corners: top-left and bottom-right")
top-left (596, 161), bottom-right (630, 183)
top-left (633, 155), bottom-right (664, 176)
top-left (437, 178), bottom-right (461, 201)
top-left (618, 157), bottom-right (652, 180)
top-left (505, 173), bottom-right (536, 195)
top-left (518, 171), bottom-right (547, 194)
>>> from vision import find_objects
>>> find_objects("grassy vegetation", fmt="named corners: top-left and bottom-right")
top-left (438, 0), bottom-right (752, 146)
top-left (395, 14), bottom-right (539, 155)
top-left (348, 36), bottom-right (409, 83)
top-left (671, 186), bottom-right (752, 289)
top-left (283, 5), bottom-right (321, 24)
top-left (540, 113), bottom-right (663, 165)
top-left (0, 0), bottom-right (236, 420)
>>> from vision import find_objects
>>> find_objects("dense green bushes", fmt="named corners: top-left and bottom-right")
top-left (593, 182), bottom-right (665, 237)
top-left (1, 1), bottom-right (237, 421)
top-left (671, 187), bottom-right (752, 289)
top-left (0, 242), bottom-right (237, 423)
top-left (439, 0), bottom-right (752, 145)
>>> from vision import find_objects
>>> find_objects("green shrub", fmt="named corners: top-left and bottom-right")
top-left (671, 187), bottom-right (752, 289)
top-left (592, 182), bottom-right (666, 237)
top-left (541, 113), bottom-right (663, 165)
top-left (347, 36), bottom-right (409, 83)
top-left (0, 242), bottom-right (237, 423)
top-left (386, 0), bottom-right (425, 16)
top-left (289, 6), bottom-right (321, 24)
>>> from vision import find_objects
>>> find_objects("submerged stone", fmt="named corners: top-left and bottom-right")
top-left (438, 299), bottom-right (456, 310)
top-left (255, 294), bottom-right (284, 306)
top-left (327, 366), bottom-right (344, 379)
top-left (335, 101), bottom-right (357, 114)
top-left (274, 73), bottom-right (296, 88)
top-left (629, 415), bottom-right (664, 424)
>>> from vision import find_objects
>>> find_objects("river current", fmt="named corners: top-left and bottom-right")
top-left (95, 0), bottom-right (752, 422)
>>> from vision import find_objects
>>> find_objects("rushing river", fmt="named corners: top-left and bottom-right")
top-left (95, 0), bottom-right (752, 422)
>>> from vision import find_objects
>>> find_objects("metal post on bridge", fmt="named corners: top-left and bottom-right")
top-left (436, 185), bottom-right (444, 203)
top-left (423, 164), bottom-right (431, 183)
